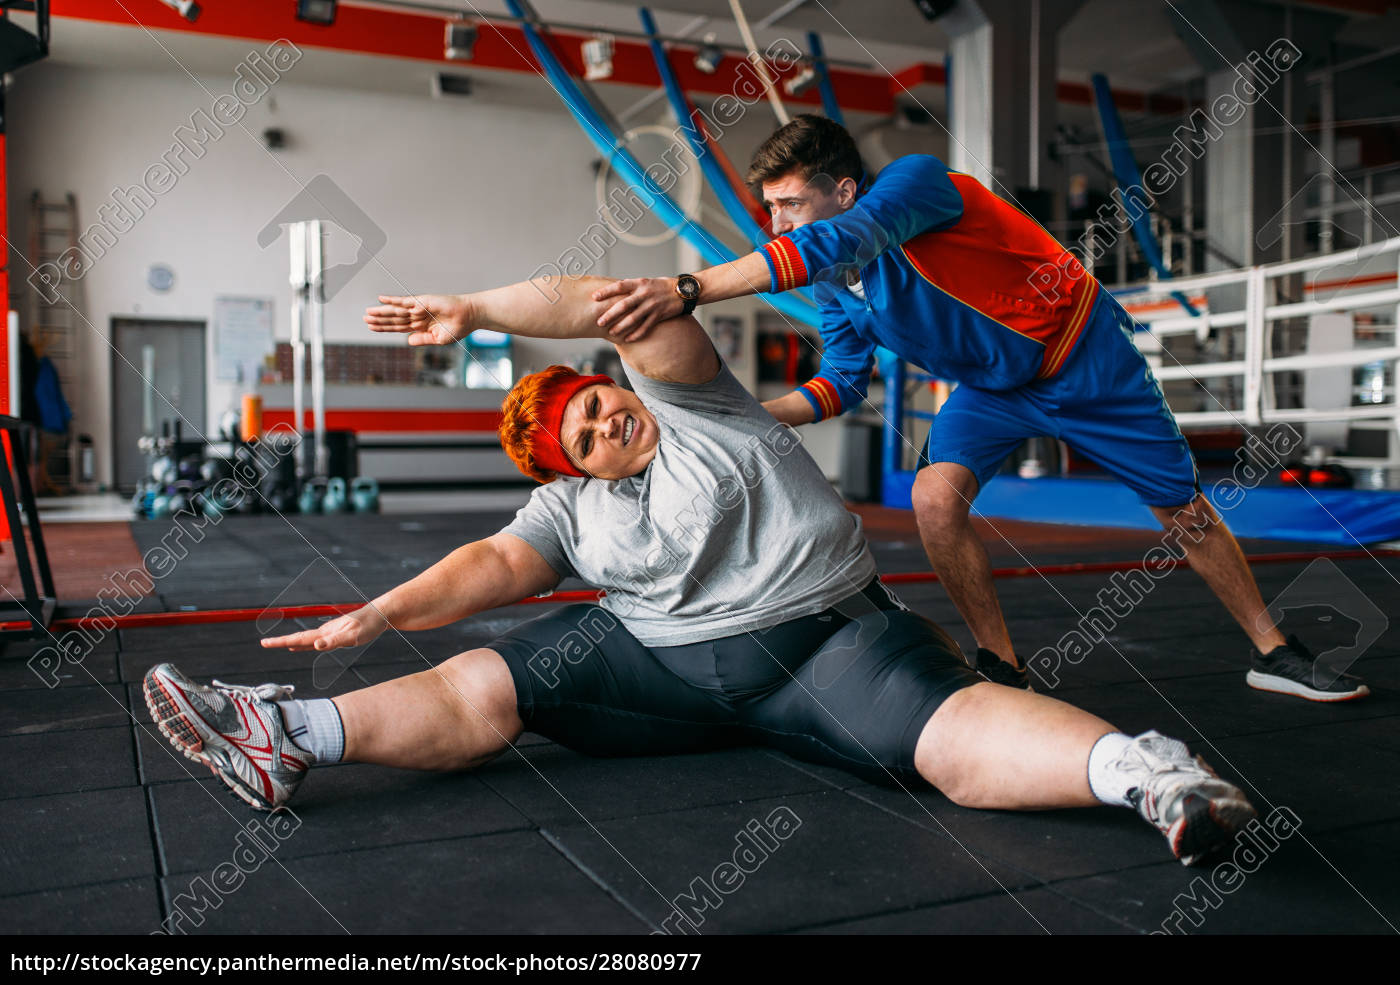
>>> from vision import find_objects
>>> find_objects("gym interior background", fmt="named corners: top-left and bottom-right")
top-left (0, 0), bottom-right (1397, 941)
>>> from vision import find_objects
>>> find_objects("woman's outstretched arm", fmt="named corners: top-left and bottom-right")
top-left (364, 276), bottom-right (718, 384)
top-left (260, 532), bottom-right (559, 652)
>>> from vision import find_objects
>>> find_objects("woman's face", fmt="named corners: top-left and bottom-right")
top-left (557, 383), bottom-right (659, 479)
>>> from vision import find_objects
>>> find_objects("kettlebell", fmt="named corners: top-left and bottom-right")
top-left (150, 493), bottom-right (172, 519)
top-left (168, 480), bottom-right (195, 516)
top-left (194, 490), bottom-right (219, 519)
top-left (351, 477), bottom-right (380, 514)
top-left (266, 482), bottom-right (293, 514)
top-left (151, 456), bottom-right (177, 486)
top-left (322, 476), bottom-right (349, 514)
top-left (298, 477), bottom-right (327, 515)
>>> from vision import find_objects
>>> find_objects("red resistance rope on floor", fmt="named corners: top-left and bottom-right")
top-left (6, 547), bottom-right (1395, 634)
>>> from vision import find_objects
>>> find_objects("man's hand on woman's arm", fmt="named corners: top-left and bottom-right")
top-left (591, 251), bottom-right (774, 342)
top-left (260, 533), bottom-right (560, 652)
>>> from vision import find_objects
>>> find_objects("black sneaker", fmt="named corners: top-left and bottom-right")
top-left (975, 648), bottom-right (1033, 691)
top-left (1247, 635), bottom-right (1370, 702)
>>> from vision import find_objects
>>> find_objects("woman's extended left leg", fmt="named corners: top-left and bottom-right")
top-left (912, 681), bottom-right (1106, 809)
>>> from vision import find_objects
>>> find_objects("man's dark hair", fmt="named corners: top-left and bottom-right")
top-left (746, 114), bottom-right (864, 195)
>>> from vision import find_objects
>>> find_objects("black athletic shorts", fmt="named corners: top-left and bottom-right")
top-left (488, 578), bottom-right (982, 787)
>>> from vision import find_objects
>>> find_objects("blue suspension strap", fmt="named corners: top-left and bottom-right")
top-left (640, 7), bottom-right (768, 248)
top-left (639, 8), bottom-right (815, 310)
top-left (1091, 73), bottom-right (1198, 316)
top-left (501, 0), bottom-right (819, 328)
top-left (806, 32), bottom-right (845, 126)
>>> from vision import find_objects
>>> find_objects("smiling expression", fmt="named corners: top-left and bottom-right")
top-left (557, 383), bottom-right (659, 479)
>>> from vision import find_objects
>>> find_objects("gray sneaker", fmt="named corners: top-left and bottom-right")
top-left (1248, 635), bottom-right (1370, 702)
top-left (144, 662), bottom-right (313, 811)
top-left (1111, 730), bottom-right (1257, 866)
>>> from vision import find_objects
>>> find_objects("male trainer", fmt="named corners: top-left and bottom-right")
top-left (592, 114), bottom-right (1367, 703)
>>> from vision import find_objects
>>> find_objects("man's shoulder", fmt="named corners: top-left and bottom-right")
top-left (873, 153), bottom-right (951, 183)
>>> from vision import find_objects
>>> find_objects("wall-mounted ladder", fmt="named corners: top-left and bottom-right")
top-left (28, 191), bottom-right (77, 488)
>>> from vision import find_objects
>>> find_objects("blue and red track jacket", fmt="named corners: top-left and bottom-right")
top-left (758, 155), bottom-right (1102, 420)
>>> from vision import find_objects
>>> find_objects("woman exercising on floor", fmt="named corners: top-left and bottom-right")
top-left (143, 275), bottom-right (1256, 866)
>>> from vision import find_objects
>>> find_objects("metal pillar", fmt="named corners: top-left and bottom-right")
top-left (288, 220), bottom-right (327, 479)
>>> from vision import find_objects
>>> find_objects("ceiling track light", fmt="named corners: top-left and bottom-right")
top-left (157, 0), bottom-right (201, 22)
top-left (693, 33), bottom-right (723, 74)
top-left (445, 20), bottom-right (477, 61)
top-left (911, 0), bottom-right (956, 21)
top-left (295, 0), bottom-right (337, 27)
top-left (783, 61), bottom-right (818, 97)
top-left (582, 33), bottom-right (614, 81)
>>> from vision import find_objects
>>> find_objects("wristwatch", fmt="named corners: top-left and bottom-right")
top-left (674, 273), bottom-right (701, 316)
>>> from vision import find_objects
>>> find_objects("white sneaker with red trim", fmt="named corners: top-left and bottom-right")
top-left (1112, 730), bottom-right (1258, 866)
top-left (143, 662), bottom-right (312, 811)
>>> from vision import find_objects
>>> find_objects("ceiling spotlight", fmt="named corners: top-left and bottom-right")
top-left (582, 33), bottom-right (614, 81)
top-left (783, 61), bottom-right (818, 97)
top-left (445, 20), bottom-right (477, 61)
top-left (911, 0), bottom-right (956, 21)
top-left (693, 33), bottom-right (723, 74)
top-left (158, 0), bottom-right (202, 22)
top-left (295, 0), bottom-right (337, 27)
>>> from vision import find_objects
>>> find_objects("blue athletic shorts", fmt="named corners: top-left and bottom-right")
top-left (922, 292), bottom-right (1200, 508)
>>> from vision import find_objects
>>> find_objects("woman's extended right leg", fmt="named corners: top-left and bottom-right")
top-left (143, 647), bottom-right (524, 811)
top-left (335, 647), bottom-right (523, 771)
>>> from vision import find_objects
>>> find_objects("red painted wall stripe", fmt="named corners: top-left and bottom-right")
top-left (50, 0), bottom-right (1181, 116)
top-left (50, 0), bottom-right (899, 115)
top-left (261, 408), bottom-right (503, 433)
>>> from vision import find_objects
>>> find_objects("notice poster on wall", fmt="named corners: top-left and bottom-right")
top-left (213, 297), bottom-right (275, 383)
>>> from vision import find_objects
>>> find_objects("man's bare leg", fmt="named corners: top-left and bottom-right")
top-left (1149, 495), bottom-right (1285, 653)
top-left (911, 463), bottom-right (1018, 667)
top-left (335, 648), bottom-right (523, 771)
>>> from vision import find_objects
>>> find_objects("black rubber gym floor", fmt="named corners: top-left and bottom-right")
top-left (2, 511), bottom-right (1396, 935)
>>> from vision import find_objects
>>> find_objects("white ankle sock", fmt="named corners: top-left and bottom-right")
top-left (1086, 732), bottom-right (1134, 807)
top-left (276, 698), bottom-right (344, 763)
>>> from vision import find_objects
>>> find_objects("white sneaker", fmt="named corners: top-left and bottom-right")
top-left (144, 662), bottom-right (313, 811)
top-left (1111, 731), bottom-right (1257, 865)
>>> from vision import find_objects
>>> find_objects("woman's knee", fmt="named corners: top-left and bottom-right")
top-left (431, 648), bottom-right (524, 762)
top-left (911, 683), bottom-right (995, 806)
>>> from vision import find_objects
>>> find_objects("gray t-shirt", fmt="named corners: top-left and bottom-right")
top-left (502, 359), bottom-right (878, 646)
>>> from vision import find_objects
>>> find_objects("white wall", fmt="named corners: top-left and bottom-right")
top-left (5, 58), bottom-right (684, 486)
top-left (6, 53), bottom-right (951, 488)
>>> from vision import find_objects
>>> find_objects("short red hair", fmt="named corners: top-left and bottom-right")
top-left (499, 366), bottom-right (611, 482)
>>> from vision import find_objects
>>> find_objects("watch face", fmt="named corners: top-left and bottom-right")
top-left (677, 276), bottom-right (701, 301)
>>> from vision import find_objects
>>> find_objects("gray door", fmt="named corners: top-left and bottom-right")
top-left (111, 318), bottom-right (206, 491)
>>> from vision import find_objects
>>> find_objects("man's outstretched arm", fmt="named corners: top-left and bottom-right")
top-left (591, 156), bottom-right (963, 340)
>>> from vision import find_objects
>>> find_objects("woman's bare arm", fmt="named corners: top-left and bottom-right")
top-left (261, 533), bottom-right (560, 651)
top-left (363, 276), bottom-right (719, 384)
